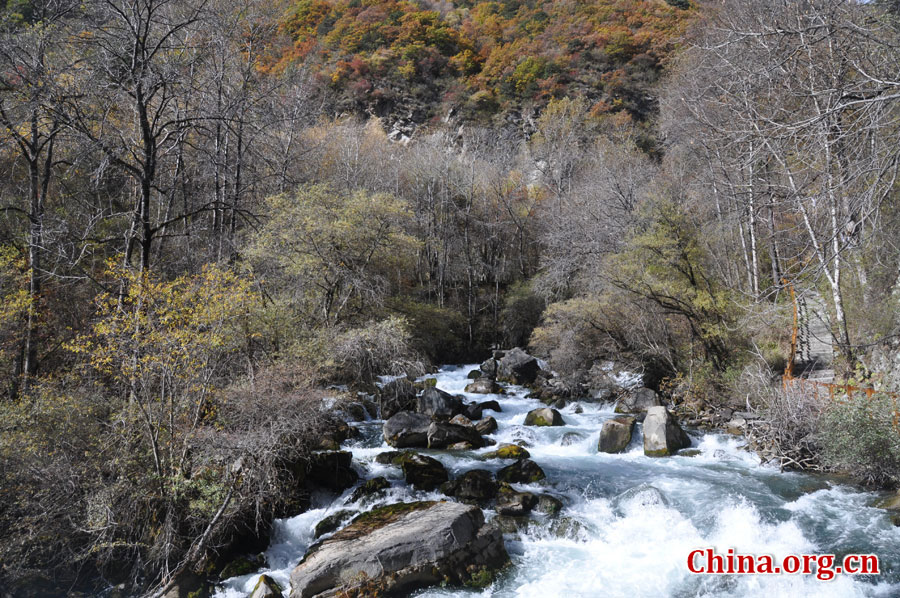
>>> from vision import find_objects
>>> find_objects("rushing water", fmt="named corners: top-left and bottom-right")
top-left (217, 365), bottom-right (900, 598)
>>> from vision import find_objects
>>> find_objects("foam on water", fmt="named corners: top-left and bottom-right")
top-left (215, 364), bottom-right (900, 598)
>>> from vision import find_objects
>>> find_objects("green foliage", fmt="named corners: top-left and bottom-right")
top-left (249, 184), bottom-right (418, 328)
top-left (609, 198), bottom-right (738, 371)
top-left (387, 297), bottom-right (468, 364)
top-left (500, 280), bottom-right (544, 349)
top-left (820, 394), bottom-right (900, 485)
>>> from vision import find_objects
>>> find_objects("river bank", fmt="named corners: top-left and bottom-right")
top-left (213, 362), bottom-right (900, 598)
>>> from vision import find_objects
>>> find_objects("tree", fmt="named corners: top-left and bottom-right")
top-left (0, 0), bottom-right (78, 392)
top-left (249, 184), bottom-right (418, 327)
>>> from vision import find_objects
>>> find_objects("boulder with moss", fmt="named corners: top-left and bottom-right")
top-left (524, 407), bottom-right (564, 427)
top-left (249, 575), bottom-right (282, 598)
top-left (483, 444), bottom-right (530, 460)
top-left (496, 459), bottom-right (545, 484)
top-left (288, 501), bottom-right (508, 598)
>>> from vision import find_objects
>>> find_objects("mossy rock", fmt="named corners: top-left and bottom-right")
top-left (524, 407), bottom-right (564, 427)
top-left (314, 510), bottom-right (354, 538)
top-left (219, 554), bottom-right (264, 579)
top-left (250, 574), bottom-right (283, 598)
top-left (483, 444), bottom-right (530, 460)
top-left (349, 476), bottom-right (391, 503)
top-left (374, 450), bottom-right (414, 466)
top-left (535, 494), bottom-right (564, 516)
top-left (340, 501), bottom-right (437, 540)
top-left (496, 459), bottom-right (545, 484)
top-left (875, 492), bottom-right (900, 511)
top-left (679, 449), bottom-right (701, 457)
top-left (465, 565), bottom-right (498, 588)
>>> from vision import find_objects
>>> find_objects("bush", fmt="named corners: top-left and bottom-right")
top-left (819, 393), bottom-right (900, 486)
top-left (500, 281), bottom-right (544, 349)
top-left (319, 317), bottom-right (425, 387)
top-left (387, 297), bottom-right (467, 364)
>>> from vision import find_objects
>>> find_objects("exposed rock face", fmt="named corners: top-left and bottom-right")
top-left (615, 387), bottom-right (662, 415)
top-left (496, 459), bottom-right (546, 483)
top-left (642, 407), bottom-right (691, 457)
top-left (427, 422), bottom-right (485, 449)
top-left (524, 407), bottom-right (564, 427)
top-left (289, 501), bottom-right (508, 598)
top-left (418, 387), bottom-right (464, 419)
top-left (475, 416), bottom-right (498, 435)
top-left (467, 369), bottom-right (482, 379)
top-left (497, 348), bottom-right (541, 385)
top-left (441, 469), bottom-right (499, 503)
top-left (383, 412), bottom-right (432, 448)
top-left (378, 378), bottom-right (418, 419)
top-left (400, 454), bottom-right (449, 490)
top-left (465, 378), bottom-right (502, 394)
top-left (483, 444), bottom-right (530, 460)
top-left (598, 416), bottom-right (636, 453)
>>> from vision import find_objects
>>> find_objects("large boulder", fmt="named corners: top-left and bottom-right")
top-left (289, 501), bottom-right (508, 598)
top-left (524, 407), bottom-right (565, 427)
top-left (378, 378), bottom-right (418, 419)
top-left (383, 412), bottom-right (432, 448)
top-left (304, 451), bottom-right (359, 493)
top-left (464, 378), bottom-right (502, 394)
top-left (400, 454), bottom-right (449, 491)
top-left (496, 459), bottom-right (546, 484)
top-left (598, 416), bottom-right (636, 453)
top-left (642, 407), bottom-right (691, 457)
top-left (615, 387), bottom-right (662, 415)
top-left (441, 469), bottom-right (499, 503)
top-left (427, 422), bottom-right (485, 449)
top-left (497, 348), bottom-right (541, 385)
top-left (418, 387), bottom-right (464, 420)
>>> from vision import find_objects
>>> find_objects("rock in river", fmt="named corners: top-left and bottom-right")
top-left (418, 387), bottom-right (464, 419)
top-left (497, 347), bottom-right (541, 385)
top-left (496, 458), bottom-right (546, 484)
top-left (383, 412), bottom-right (431, 448)
top-left (642, 406), bottom-right (691, 457)
top-left (289, 501), bottom-right (508, 598)
top-left (598, 416), bottom-right (635, 453)
top-left (524, 407), bottom-right (564, 427)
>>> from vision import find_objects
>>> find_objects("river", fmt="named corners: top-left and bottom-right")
top-left (217, 365), bottom-right (900, 598)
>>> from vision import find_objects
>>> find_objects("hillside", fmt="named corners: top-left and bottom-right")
top-left (274, 0), bottom-right (693, 124)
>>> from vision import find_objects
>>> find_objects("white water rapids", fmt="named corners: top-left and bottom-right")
top-left (217, 365), bottom-right (900, 598)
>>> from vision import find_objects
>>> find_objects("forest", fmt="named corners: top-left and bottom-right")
top-left (3, 0), bottom-right (900, 596)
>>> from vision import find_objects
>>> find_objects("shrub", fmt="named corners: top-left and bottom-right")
top-left (819, 393), bottom-right (900, 486)
top-left (320, 317), bottom-right (425, 387)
